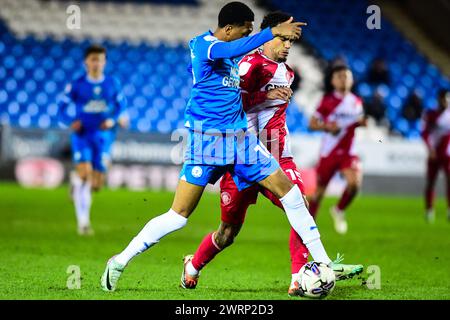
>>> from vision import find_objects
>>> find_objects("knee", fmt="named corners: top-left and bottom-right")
top-left (346, 177), bottom-right (361, 193)
top-left (347, 181), bottom-right (360, 193)
top-left (173, 207), bottom-right (192, 218)
top-left (260, 169), bottom-right (294, 199)
top-left (91, 175), bottom-right (105, 192)
top-left (77, 168), bottom-right (91, 182)
top-left (425, 180), bottom-right (434, 190)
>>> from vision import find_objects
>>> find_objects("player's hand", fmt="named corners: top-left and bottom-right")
top-left (325, 122), bottom-right (340, 135)
top-left (358, 116), bottom-right (369, 127)
top-left (118, 117), bottom-right (129, 129)
top-left (100, 119), bottom-right (115, 130)
top-left (271, 17), bottom-right (307, 40)
top-left (71, 120), bottom-right (82, 132)
top-left (267, 87), bottom-right (293, 101)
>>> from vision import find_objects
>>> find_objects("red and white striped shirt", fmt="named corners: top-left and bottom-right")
top-left (314, 91), bottom-right (364, 158)
top-left (239, 50), bottom-right (295, 160)
top-left (422, 107), bottom-right (450, 158)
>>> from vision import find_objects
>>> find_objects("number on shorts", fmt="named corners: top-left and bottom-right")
top-left (285, 168), bottom-right (303, 182)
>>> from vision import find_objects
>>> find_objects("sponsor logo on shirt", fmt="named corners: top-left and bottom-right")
top-left (265, 83), bottom-right (290, 91)
top-left (83, 100), bottom-right (108, 113)
top-left (222, 66), bottom-right (240, 88)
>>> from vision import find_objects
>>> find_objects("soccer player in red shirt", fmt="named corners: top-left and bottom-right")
top-left (421, 89), bottom-right (450, 222)
top-left (308, 65), bottom-right (367, 234)
top-left (181, 12), bottom-right (363, 296)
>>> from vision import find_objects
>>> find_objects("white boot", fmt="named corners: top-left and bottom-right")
top-left (330, 206), bottom-right (348, 234)
top-left (425, 209), bottom-right (435, 224)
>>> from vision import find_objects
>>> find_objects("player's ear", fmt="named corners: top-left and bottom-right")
top-left (224, 24), bottom-right (233, 36)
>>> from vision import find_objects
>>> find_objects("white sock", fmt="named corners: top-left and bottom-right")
top-left (186, 261), bottom-right (199, 276)
top-left (115, 209), bottom-right (187, 265)
top-left (81, 181), bottom-right (92, 226)
top-left (72, 175), bottom-right (90, 228)
top-left (280, 186), bottom-right (331, 265)
top-left (291, 273), bottom-right (298, 284)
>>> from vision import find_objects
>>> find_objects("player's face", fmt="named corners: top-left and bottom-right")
top-left (268, 36), bottom-right (295, 62)
top-left (331, 69), bottom-right (353, 92)
top-left (226, 21), bottom-right (254, 41)
top-left (85, 53), bottom-right (106, 76)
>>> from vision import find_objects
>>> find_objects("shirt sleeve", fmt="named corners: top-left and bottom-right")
top-left (239, 57), bottom-right (267, 111)
top-left (421, 111), bottom-right (433, 149)
top-left (313, 97), bottom-right (328, 120)
top-left (209, 28), bottom-right (274, 60)
top-left (57, 82), bottom-right (77, 127)
top-left (111, 79), bottom-right (128, 123)
top-left (354, 98), bottom-right (366, 126)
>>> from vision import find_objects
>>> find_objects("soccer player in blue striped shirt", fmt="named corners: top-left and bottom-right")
top-left (58, 45), bottom-right (127, 236)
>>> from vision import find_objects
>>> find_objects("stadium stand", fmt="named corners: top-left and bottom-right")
top-left (0, 0), bottom-right (448, 138)
top-left (269, 0), bottom-right (450, 138)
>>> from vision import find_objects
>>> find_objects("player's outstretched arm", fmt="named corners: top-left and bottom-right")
top-left (56, 84), bottom-right (80, 129)
top-left (209, 28), bottom-right (273, 60)
top-left (420, 112), bottom-right (437, 158)
top-left (210, 18), bottom-right (305, 60)
top-left (100, 80), bottom-right (128, 130)
top-left (111, 80), bottom-right (128, 124)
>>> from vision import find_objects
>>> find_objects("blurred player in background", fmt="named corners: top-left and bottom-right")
top-left (58, 45), bottom-right (127, 236)
top-left (308, 65), bottom-right (367, 234)
top-left (421, 89), bottom-right (450, 223)
top-left (180, 11), bottom-right (361, 296)
top-left (101, 2), bottom-right (362, 293)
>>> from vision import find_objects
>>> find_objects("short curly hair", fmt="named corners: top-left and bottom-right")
top-left (260, 11), bottom-right (291, 30)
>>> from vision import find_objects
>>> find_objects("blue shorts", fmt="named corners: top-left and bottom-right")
top-left (71, 130), bottom-right (114, 173)
top-left (179, 130), bottom-right (279, 191)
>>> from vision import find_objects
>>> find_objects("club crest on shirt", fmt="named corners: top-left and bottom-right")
top-left (94, 86), bottom-right (102, 96)
top-left (239, 62), bottom-right (252, 76)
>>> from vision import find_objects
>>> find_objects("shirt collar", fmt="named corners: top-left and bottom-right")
top-left (333, 90), bottom-right (347, 99)
top-left (260, 51), bottom-right (282, 65)
top-left (86, 74), bottom-right (105, 84)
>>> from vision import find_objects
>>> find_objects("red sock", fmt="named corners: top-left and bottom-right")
top-left (337, 187), bottom-right (357, 211)
top-left (289, 228), bottom-right (309, 274)
top-left (191, 232), bottom-right (222, 271)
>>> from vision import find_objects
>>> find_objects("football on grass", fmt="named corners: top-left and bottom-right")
top-left (297, 261), bottom-right (336, 299)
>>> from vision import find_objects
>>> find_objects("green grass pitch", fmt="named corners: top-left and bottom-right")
top-left (0, 182), bottom-right (449, 300)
